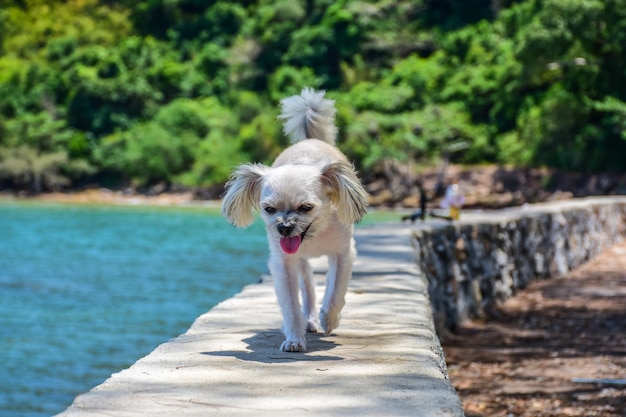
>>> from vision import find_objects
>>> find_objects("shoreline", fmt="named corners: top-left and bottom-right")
top-left (0, 189), bottom-right (222, 208)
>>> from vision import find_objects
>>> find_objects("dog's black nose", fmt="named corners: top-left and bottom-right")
top-left (277, 223), bottom-right (294, 236)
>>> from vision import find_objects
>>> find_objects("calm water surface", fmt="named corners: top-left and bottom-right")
top-left (0, 201), bottom-right (268, 417)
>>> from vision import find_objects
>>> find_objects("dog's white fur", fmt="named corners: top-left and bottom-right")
top-left (221, 88), bottom-right (368, 352)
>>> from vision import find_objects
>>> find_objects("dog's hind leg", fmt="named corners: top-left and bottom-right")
top-left (270, 256), bottom-right (307, 352)
top-left (299, 259), bottom-right (320, 333)
top-left (320, 240), bottom-right (357, 336)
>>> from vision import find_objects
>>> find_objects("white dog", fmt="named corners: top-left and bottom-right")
top-left (221, 88), bottom-right (368, 352)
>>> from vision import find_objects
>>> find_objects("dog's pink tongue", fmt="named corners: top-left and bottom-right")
top-left (280, 236), bottom-right (302, 254)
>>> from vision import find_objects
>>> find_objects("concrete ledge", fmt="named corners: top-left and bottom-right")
top-left (411, 196), bottom-right (626, 334)
top-left (59, 224), bottom-right (464, 417)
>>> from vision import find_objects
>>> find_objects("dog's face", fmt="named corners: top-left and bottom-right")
top-left (221, 160), bottom-right (368, 255)
top-left (258, 165), bottom-right (332, 254)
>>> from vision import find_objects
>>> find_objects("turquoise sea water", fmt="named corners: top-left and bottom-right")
top-left (0, 201), bottom-right (269, 417)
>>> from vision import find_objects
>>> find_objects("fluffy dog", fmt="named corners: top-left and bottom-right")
top-left (221, 88), bottom-right (368, 352)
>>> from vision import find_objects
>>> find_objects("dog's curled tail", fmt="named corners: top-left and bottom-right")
top-left (278, 88), bottom-right (338, 145)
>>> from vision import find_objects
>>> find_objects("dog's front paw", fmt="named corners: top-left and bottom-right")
top-left (306, 318), bottom-right (321, 333)
top-left (280, 338), bottom-right (306, 352)
top-left (320, 309), bottom-right (340, 336)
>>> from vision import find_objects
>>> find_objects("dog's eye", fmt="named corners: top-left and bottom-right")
top-left (264, 206), bottom-right (276, 214)
top-left (298, 204), bottom-right (314, 213)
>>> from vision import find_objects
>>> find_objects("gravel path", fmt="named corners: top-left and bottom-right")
top-left (442, 241), bottom-right (626, 417)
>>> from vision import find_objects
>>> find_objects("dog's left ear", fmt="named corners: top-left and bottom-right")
top-left (321, 161), bottom-right (368, 224)
top-left (221, 163), bottom-right (269, 227)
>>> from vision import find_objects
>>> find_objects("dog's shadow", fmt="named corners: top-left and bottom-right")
top-left (202, 329), bottom-right (342, 363)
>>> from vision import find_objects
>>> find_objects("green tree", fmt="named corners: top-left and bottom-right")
top-left (0, 146), bottom-right (70, 192)
top-left (2, 0), bottom-right (626, 194)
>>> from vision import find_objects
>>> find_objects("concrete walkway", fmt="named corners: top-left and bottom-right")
top-left (59, 223), bottom-right (464, 417)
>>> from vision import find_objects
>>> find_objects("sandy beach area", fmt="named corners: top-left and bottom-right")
top-left (0, 189), bottom-right (222, 208)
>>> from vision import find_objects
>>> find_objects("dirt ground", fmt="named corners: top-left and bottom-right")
top-left (442, 241), bottom-right (626, 417)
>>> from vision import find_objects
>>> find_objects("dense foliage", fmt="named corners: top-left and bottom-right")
top-left (1, 0), bottom-right (625, 192)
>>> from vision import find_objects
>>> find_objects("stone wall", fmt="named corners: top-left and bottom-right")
top-left (411, 197), bottom-right (626, 335)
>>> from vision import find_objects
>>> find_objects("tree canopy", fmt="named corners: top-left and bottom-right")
top-left (1, 0), bottom-right (625, 192)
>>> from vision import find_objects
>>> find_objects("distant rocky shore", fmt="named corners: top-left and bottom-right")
top-left (2, 165), bottom-right (626, 209)
top-left (0, 188), bottom-right (213, 207)
top-left (364, 164), bottom-right (626, 209)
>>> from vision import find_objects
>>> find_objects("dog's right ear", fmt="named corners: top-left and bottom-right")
top-left (221, 163), bottom-right (268, 228)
